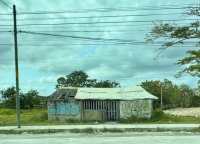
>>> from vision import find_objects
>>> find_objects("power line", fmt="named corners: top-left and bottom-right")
top-left (0, 18), bottom-right (197, 27)
top-left (15, 6), bottom-right (185, 15)
top-left (19, 30), bottom-right (141, 44)
top-left (1, 13), bottom-right (182, 21)
top-left (0, 30), bottom-right (12, 33)
top-left (0, 0), bottom-right (12, 10)
top-left (0, 5), bottom-right (189, 15)
top-left (1, 21), bottom-right (193, 29)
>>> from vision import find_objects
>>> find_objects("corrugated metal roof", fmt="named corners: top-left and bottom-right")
top-left (48, 87), bottom-right (78, 100)
top-left (75, 86), bottom-right (158, 100)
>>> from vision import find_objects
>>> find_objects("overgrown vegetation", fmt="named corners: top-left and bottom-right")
top-left (0, 129), bottom-right (65, 134)
top-left (1, 109), bottom-right (200, 134)
top-left (118, 108), bottom-right (200, 124)
top-left (141, 79), bottom-right (200, 109)
top-left (1, 126), bottom-right (200, 134)
top-left (0, 87), bottom-right (46, 109)
top-left (0, 109), bottom-right (88, 126)
top-left (0, 109), bottom-right (48, 126)
top-left (69, 127), bottom-right (124, 133)
top-left (0, 108), bottom-right (200, 126)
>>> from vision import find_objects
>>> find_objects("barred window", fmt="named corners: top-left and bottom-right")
top-left (83, 100), bottom-right (104, 110)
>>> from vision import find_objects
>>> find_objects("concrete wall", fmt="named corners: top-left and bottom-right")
top-left (47, 100), bottom-right (81, 121)
top-left (48, 99), bottom-right (154, 121)
top-left (120, 99), bottom-right (153, 118)
top-left (83, 110), bottom-right (105, 121)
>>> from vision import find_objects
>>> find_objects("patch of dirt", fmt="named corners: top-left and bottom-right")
top-left (163, 107), bottom-right (200, 117)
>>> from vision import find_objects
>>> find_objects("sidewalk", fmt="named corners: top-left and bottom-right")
top-left (0, 124), bottom-right (200, 131)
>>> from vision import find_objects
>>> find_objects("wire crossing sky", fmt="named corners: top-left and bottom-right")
top-left (0, 0), bottom-right (199, 96)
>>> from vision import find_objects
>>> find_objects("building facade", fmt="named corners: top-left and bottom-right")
top-left (47, 86), bottom-right (157, 121)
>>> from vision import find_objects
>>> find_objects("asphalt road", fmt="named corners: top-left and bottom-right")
top-left (0, 132), bottom-right (200, 144)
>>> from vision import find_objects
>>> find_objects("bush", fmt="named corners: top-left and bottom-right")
top-left (20, 109), bottom-right (48, 124)
top-left (118, 115), bottom-right (149, 124)
top-left (65, 118), bottom-right (80, 123)
top-left (81, 128), bottom-right (94, 133)
top-left (189, 96), bottom-right (200, 107)
top-left (0, 109), bottom-right (15, 115)
top-left (39, 111), bottom-right (48, 122)
top-left (152, 108), bottom-right (164, 119)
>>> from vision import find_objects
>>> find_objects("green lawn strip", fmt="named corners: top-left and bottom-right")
top-left (0, 127), bottom-right (200, 134)
top-left (0, 129), bottom-right (65, 134)
top-left (0, 108), bottom-right (200, 126)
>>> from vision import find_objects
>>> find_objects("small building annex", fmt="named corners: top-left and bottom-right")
top-left (47, 86), bottom-right (158, 122)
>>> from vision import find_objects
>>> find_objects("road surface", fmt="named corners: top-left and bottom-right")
top-left (0, 132), bottom-right (200, 144)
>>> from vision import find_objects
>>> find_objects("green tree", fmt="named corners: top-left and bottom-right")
top-left (189, 95), bottom-right (200, 107)
top-left (56, 70), bottom-right (94, 88)
top-left (0, 87), bottom-right (43, 109)
top-left (140, 80), bottom-right (163, 108)
top-left (176, 50), bottom-right (200, 78)
top-left (95, 80), bottom-right (120, 88)
top-left (20, 90), bottom-right (41, 109)
top-left (56, 70), bottom-right (120, 88)
top-left (140, 79), bottom-right (180, 109)
top-left (178, 84), bottom-right (195, 108)
top-left (0, 86), bottom-right (15, 100)
top-left (146, 5), bottom-right (200, 81)
top-left (141, 79), bottom-right (197, 108)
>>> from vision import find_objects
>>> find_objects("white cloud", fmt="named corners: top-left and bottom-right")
top-left (39, 76), bottom-right (57, 83)
top-left (0, 0), bottom-right (199, 95)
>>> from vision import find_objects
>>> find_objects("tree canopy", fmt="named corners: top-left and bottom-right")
top-left (0, 87), bottom-right (44, 109)
top-left (146, 4), bottom-right (200, 81)
top-left (0, 86), bottom-right (16, 100)
top-left (140, 79), bottom-right (198, 109)
top-left (56, 70), bottom-right (120, 88)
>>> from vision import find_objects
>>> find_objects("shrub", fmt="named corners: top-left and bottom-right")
top-left (81, 128), bottom-right (94, 133)
top-left (152, 108), bottom-right (164, 119)
top-left (0, 109), bottom-right (15, 115)
top-left (70, 128), bottom-right (80, 133)
top-left (39, 111), bottom-right (48, 122)
top-left (189, 96), bottom-right (200, 107)
top-left (65, 118), bottom-right (80, 123)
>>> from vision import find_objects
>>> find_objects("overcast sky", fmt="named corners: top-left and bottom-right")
top-left (0, 0), bottom-right (199, 96)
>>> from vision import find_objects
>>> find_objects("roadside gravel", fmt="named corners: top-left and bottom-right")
top-left (164, 107), bottom-right (200, 117)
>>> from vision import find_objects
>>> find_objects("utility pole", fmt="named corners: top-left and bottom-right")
top-left (161, 85), bottom-right (163, 109)
top-left (13, 5), bottom-right (21, 128)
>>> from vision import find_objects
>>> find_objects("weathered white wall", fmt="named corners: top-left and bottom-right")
top-left (120, 99), bottom-right (153, 119)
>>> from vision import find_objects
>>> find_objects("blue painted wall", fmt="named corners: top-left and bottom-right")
top-left (49, 102), bottom-right (80, 115)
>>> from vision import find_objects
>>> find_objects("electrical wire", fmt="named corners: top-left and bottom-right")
top-left (0, 5), bottom-right (191, 15)
top-left (1, 13), bottom-right (183, 21)
top-left (1, 19), bottom-right (198, 27)
top-left (0, 0), bottom-right (12, 10)
top-left (19, 30), bottom-right (144, 44)
top-left (15, 6), bottom-right (185, 15)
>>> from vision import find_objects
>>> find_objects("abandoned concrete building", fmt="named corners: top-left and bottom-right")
top-left (47, 86), bottom-right (158, 122)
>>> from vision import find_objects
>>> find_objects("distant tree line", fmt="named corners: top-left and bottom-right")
top-left (0, 70), bottom-right (199, 109)
top-left (0, 86), bottom-right (45, 109)
top-left (140, 79), bottom-right (200, 109)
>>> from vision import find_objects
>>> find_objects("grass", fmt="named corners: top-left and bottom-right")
top-left (0, 108), bottom-right (200, 126)
top-left (0, 109), bottom-right (87, 126)
top-left (0, 129), bottom-right (65, 134)
top-left (1, 108), bottom-right (200, 134)
top-left (69, 128), bottom-right (124, 133)
top-left (1, 127), bottom-right (200, 134)
top-left (118, 109), bottom-right (200, 124)
top-left (118, 114), bottom-right (200, 124)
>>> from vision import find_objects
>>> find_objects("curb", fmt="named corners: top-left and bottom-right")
top-left (0, 124), bottom-right (200, 132)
